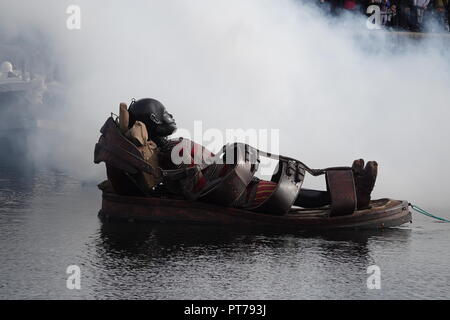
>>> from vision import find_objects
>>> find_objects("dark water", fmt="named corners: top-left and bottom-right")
top-left (1, 168), bottom-right (449, 300)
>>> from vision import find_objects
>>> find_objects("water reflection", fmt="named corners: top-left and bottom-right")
top-left (89, 220), bottom-right (413, 299)
top-left (98, 220), bottom-right (412, 254)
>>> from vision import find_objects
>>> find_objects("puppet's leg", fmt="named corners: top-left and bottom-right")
top-left (293, 159), bottom-right (378, 209)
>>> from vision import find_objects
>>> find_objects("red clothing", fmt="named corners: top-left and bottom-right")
top-left (251, 180), bottom-right (277, 207)
top-left (344, 0), bottom-right (357, 9)
top-left (167, 138), bottom-right (276, 205)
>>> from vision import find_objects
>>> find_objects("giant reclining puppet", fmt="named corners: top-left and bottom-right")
top-left (94, 98), bottom-right (380, 219)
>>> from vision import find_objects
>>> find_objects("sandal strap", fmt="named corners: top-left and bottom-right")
top-left (326, 168), bottom-right (357, 216)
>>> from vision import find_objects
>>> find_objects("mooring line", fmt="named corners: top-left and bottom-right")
top-left (409, 203), bottom-right (450, 223)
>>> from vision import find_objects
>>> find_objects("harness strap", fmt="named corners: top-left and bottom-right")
top-left (196, 143), bottom-right (259, 205)
top-left (223, 144), bottom-right (358, 214)
top-left (247, 147), bottom-right (348, 177)
top-left (248, 160), bottom-right (305, 215)
top-left (95, 117), bottom-right (199, 182)
top-left (326, 168), bottom-right (357, 216)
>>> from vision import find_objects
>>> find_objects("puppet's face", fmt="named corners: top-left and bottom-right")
top-left (151, 107), bottom-right (177, 137)
top-left (129, 98), bottom-right (177, 138)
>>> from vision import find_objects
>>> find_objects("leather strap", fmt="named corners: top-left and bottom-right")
top-left (326, 168), bottom-right (357, 216)
top-left (95, 117), bottom-right (199, 182)
top-left (248, 160), bottom-right (305, 215)
top-left (197, 143), bottom-right (259, 206)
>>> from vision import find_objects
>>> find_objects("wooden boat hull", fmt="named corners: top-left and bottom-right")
top-left (99, 192), bottom-right (412, 230)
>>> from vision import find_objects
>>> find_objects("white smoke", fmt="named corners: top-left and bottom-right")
top-left (1, 0), bottom-right (449, 210)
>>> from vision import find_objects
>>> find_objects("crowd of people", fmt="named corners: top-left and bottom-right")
top-left (316, 0), bottom-right (450, 32)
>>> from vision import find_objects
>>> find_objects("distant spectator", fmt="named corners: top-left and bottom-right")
top-left (380, 0), bottom-right (391, 25)
top-left (386, 4), bottom-right (401, 27)
top-left (392, 0), bottom-right (413, 30)
top-left (344, 0), bottom-right (358, 10)
top-left (448, 0), bottom-right (450, 31)
top-left (411, 0), bottom-right (431, 31)
top-left (314, 0), bottom-right (448, 32)
top-left (435, 0), bottom-right (450, 31)
top-left (317, 0), bottom-right (331, 12)
top-left (329, 0), bottom-right (343, 16)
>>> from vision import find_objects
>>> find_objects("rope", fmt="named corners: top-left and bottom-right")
top-left (409, 203), bottom-right (450, 223)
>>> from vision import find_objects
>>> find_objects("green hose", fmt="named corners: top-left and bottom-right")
top-left (409, 203), bottom-right (450, 223)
